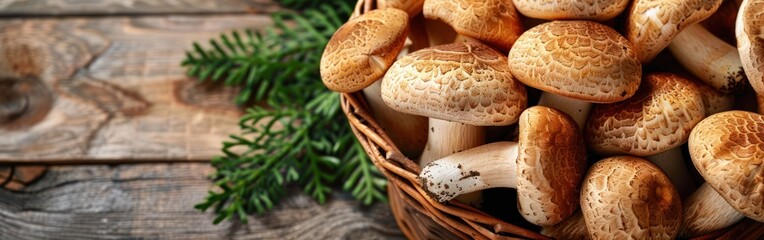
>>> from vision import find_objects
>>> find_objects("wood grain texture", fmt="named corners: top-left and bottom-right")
top-left (0, 163), bottom-right (404, 239)
top-left (0, 0), bottom-right (280, 16)
top-left (0, 15), bottom-right (277, 163)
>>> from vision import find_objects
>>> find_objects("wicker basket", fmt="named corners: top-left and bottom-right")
top-left (341, 0), bottom-right (764, 239)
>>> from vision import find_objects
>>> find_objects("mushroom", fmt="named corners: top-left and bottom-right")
top-left (736, 0), bottom-right (764, 96)
top-left (511, 0), bottom-right (629, 21)
top-left (681, 111), bottom-right (764, 237)
top-left (508, 20), bottom-right (642, 128)
top-left (418, 106), bottom-right (586, 226)
top-left (581, 156), bottom-right (682, 239)
top-left (585, 73), bottom-right (705, 198)
top-left (625, 0), bottom-right (722, 63)
top-left (422, 0), bottom-right (524, 52)
top-left (320, 8), bottom-right (428, 158)
top-left (382, 42), bottom-right (527, 205)
top-left (668, 24), bottom-right (748, 94)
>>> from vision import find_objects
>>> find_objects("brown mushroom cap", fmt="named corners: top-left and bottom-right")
top-left (517, 106), bottom-right (587, 226)
top-left (382, 42), bottom-right (527, 126)
top-left (423, 0), bottom-right (524, 52)
top-left (512, 0), bottom-right (629, 21)
top-left (585, 73), bottom-right (705, 156)
top-left (737, 0), bottom-right (764, 96)
top-left (320, 8), bottom-right (409, 92)
top-left (625, 0), bottom-right (722, 63)
top-left (581, 156), bottom-right (682, 239)
top-left (688, 111), bottom-right (764, 222)
top-left (508, 21), bottom-right (642, 103)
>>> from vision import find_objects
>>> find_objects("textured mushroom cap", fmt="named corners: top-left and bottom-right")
top-left (688, 111), bottom-right (764, 222)
top-left (625, 0), bottom-right (722, 63)
top-left (517, 106), bottom-right (587, 226)
top-left (508, 21), bottom-right (641, 103)
top-left (581, 156), bottom-right (682, 239)
top-left (320, 8), bottom-right (409, 92)
top-left (585, 73), bottom-right (705, 156)
top-left (737, 0), bottom-right (764, 96)
top-left (512, 0), bottom-right (629, 21)
top-left (382, 42), bottom-right (528, 126)
top-left (423, 0), bottom-right (524, 52)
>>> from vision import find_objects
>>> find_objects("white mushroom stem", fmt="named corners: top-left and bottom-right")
top-left (537, 93), bottom-right (591, 129)
top-left (362, 81), bottom-right (428, 158)
top-left (680, 183), bottom-right (745, 237)
top-left (419, 142), bottom-right (518, 202)
top-left (669, 24), bottom-right (747, 93)
top-left (645, 148), bottom-right (697, 199)
top-left (541, 210), bottom-right (590, 240)
top-left (418, 118), bottom-right (486, 206)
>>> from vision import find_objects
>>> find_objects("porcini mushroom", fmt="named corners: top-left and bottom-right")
top-left (419, 106), bottom-right (586, 226)
top-left (585, 73), bottom-right (705, 198)
top-left (383, 42), bottom-right (527, 206)
top-left (422, 0), bottom-right (524, 52)
top-left (669, 24), bottom-right (747, 94)
top-left (509, 20), bottom-right (642, 128)
top-left (581, 156), bottom-right (682, 239)
top-left (625, 0), bottom-right (722, 63)
top-left (511, 0), bottom-right (629, 21)
top-left (681, 111), bottom-right (764, 237)
top-left (736, 0), bottom-right (764, 96)
top-left (320, 8), bottom-right (428, 158)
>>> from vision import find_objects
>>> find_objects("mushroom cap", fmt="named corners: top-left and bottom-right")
top-left (320, 8), bottom-right (409, 92)
top-left (382, 42), bottom-right (527, 126)
top-left (688, 111), bottom-right (764, 222)
top-left (625, 0), bottom-right (722, 63)
top-left (517, 106), bottom-right (587, 226)
top-left (581, 156), bottom-right (682, 239)
top-left (423, 0), bottom-right (524, 52)
top-left (585, 73), bottom-right (705, 156)
top-left (512, 0), bottom-right (629, 21)
top-left (508, 21), bottom-right (642, 103)
top-left (737, 0), bottom-right (764, 96)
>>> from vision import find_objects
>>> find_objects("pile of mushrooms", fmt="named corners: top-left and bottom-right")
top-left (319, 0), bottom-right (764, 238)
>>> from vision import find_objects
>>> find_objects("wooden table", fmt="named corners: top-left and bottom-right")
top-left (0, 1), bottom-right (404, 239)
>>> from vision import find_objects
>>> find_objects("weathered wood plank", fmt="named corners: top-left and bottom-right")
top-left (0, 164), bottom-right (404, 239)
top-left (0, 15), bottom-right (277, 163)
top-left (0, 0), bottom-right (280, 16)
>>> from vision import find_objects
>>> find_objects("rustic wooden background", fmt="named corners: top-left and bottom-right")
top-left (0, 1), bottom-right (404, 239)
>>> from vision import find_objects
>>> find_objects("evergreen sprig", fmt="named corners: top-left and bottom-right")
top-left (184, 2), bottom-right (387, 224)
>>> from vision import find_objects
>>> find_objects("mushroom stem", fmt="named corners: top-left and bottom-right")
top-left (541, 210), bottom-right (590, 240)
top-left (419, 119), bottom-right (485, 166)
top-left (419, 142), bottom-right (518, 202)
top-left (419, 118), bottom-right (485, 206)
top-left (668, 24), bottom-right (747, 93)
top-left (680, 183), bottom-right (745, 237)
top-left (362, 81), bottom-right (428, 158)
top-left (537, 92), bottom-right (591, 129)
top-left (645, 148), bottom-right (697, 199)
top-left (758, 94), bottom-right (764, 115)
